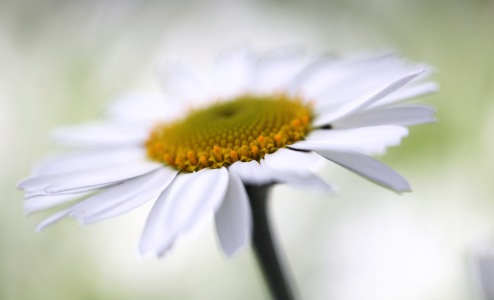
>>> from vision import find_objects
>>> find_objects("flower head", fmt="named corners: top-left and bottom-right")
top-left (17, 49), bottom-right (437, 257)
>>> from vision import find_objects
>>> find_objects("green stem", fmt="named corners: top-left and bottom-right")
top-left (245, 185), bottom-right (296, 300)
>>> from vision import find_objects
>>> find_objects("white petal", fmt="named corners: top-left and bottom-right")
top-left (35, 206), bottom-right (74, 232)
top-left (290, 126), bottom-right (409, 155)
top-left (215, 171), bottom-right (252, 257)
top-left (310, 53), bottom-right (432, 105)
top-left (20, 160), bottom-right (161, 193)
top-left (106, 92), bottom-right (179, 125)
top-left (228, 160), bottom-right (273, 186)
top-left (34, 147), bottom-right (147, 175)
top-left (24, 192), bottom-right (91, 215)
top-left (291, 52), bottom-right (403, 98)
top-left (262, 148), bottom-right (321, 172)
top-left (51, 122), bottom-right (149, 147)
top-left (71, 167), bottom-right (177, 225)
top-left (312, 64), bottom-right (431, 108)
top-left (159, 65), bottom-right (213, 108)
top-left (317, 150), bottom-right (411, 193)
top-left (44, 161), bottom-right (162, 194)
top-left (332, 104), bottom-right (437, 128)
top-left (214, 48), bottom-right (254, 99)
top-left (369, 81), bottom-right (439, 109)
top-left (24, 183), bottom-right (116, 199)
top-left (139, 168), bottom-right (229, 257)
top-left (312, 70), bottom-right (425, 126)
top-left (253, 49), bottom-right (307, 93)
top-left (262, 149), bottom-right (334, 193)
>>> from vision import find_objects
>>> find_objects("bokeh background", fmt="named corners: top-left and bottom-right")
top-left (1, 0), bottom-right (494, 299)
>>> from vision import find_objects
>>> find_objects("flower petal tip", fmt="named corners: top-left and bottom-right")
top-left (395, 185), bottom-right (412, 195)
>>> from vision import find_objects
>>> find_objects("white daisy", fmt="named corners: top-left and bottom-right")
top-left (17, 48), bottom-right (437, 258)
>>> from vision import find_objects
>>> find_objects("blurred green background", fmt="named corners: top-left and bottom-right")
top-left (1, 0), bottom-right (494, 299)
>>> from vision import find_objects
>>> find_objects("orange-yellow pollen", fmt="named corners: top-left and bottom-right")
top-left (275, 134), bottom-right (282, 147)
top-left (251, 146), bottom-right (259, 160)
top-left (175, 156), bottom-right (185, 170)
top-left (164, 154), bottom-right (174, 165)
top-left (199, 156), bottom-right (209, 167)
top-left (231, 150), bottom-right (239, 162)
top-left (213, 146), bottom-right (223, 161)
top-left (146, 94), bottom-right (313, 172)
top-left (258, 135), bottom-right (266, 149)
top-left (293, 132), bottom-right (300, 140)
top-left (187, 151), bottom-right (197, 165)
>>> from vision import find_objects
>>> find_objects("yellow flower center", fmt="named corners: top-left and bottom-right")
top-left (146, 94), bottom-right (313, 172)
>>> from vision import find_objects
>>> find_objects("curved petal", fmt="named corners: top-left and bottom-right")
top-left (19, 160), bottom-right (161, 194)
top-left (71, 167), bottom-right (177, 225)
top-left (262, 149), bottom-right (334, 193)
top-left (253, 49), bottom-right (307, 93)
top-left (24, 192), bottom-right (91, 215)
top-left (106, 92), bottom-right (179, 125)
top-left (159, 64), bottom-right (214, 108)
top-left (368, 82), bottom-right (439, 109)
top-left (317, 150), bottom-right (411, 193)
top-left (33, 147), bottom-right (147, 175)
top-left (24, 183), bottom-right (117, 199)
top-left (35, 206), bottom-right (74, 232)
top-left (262, 148), bottom-right (321, 172)
top-left (51, 122), bottom-right (149, 147)
top-left (214, 48), bottom-right (254, 99)
top-left (44, 161), bottom-right (162, 194)
top-left (139, 168), bottom-right (229, 257)
top-left (309, 53), bottom-right (432, 107)
top-left (289, 126), bottom-right (408, 155)
top-left (332, 104), bottom-right (437, 128)
top-left (291, 52), bottom-right (404, 98)
top-left (215, 171), bottom-right (252, 257)
top-left (228, 160), bottom-right (273, 186)
top-left (312, 70), bottom-right (425, 126)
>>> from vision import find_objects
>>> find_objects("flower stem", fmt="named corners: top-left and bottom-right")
top-left (245, 185), bottom-right (296, 300)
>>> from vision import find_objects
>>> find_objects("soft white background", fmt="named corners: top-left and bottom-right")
top-left (1, 0), bottom-right (494, 299)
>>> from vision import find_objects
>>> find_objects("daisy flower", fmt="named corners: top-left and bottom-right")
top-left (17, 49), bottom-right (437, 260)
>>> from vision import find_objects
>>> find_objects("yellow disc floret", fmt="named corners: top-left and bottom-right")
top-left (146, 94), bottom-right (313, 172)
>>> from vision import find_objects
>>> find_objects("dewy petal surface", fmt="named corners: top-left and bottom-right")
top-left (215, 171), bottom-right (252, 257)
top-left (316, 150), bottom-right (411, 193)
top-left (139, 168), bottom-right (229, 257)
top-left (71, 167), bottom-right (177, 225)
